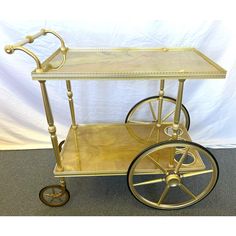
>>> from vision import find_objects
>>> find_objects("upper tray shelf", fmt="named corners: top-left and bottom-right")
top-left (32, 48), bottom-right (226, 80)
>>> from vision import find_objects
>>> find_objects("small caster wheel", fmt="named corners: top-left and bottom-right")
top-left (39, 185), bottom-right (70, 207)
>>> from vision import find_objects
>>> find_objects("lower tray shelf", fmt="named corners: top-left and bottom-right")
top-left (54, 123), bottom-right (204, 177)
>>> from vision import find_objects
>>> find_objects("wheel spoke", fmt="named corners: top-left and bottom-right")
top-left (128, 120), bottom-right (153, 124)
top-left (174, 147), bottom-right (190, 173)
top-left (147, 125), bottom-right (156, 141)
top-left (179, 183), bottom-right (197, 200)
top-left (181, 169), bottom-right (213, 178)
top-left (149, 102), bottom-right (157, 121)
top-left (147, 155), bottom-right (168, 174)
top-left (134, 177), bottom-right (165, 187)
top-left (162, 110), bottom-right (175, 122)
top-left (157, 185), bottom-right (170, 205)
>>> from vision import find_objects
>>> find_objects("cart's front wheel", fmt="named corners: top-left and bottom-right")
top-left (39, 185), bottom-right (70, 207)
top-left (125, 96), bottom-right (190, 130)
top-left (127, 140), bottom-right (219, 209)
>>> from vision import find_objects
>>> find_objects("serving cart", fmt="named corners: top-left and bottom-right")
top-left (5, 29), bottom-right (227, 210)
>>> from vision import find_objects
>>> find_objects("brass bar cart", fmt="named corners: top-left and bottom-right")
top-left (5, 29), bottom-right (227, 209)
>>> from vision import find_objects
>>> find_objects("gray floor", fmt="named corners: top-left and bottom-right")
top-left (0, 148), bottom-right (235, 216)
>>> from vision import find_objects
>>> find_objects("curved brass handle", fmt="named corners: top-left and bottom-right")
top-left (43, 29), bottom-right (67, 53)
top-left (4, 28), bottom-right (67, 73)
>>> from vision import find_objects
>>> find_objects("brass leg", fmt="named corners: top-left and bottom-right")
top-left (39, 80), bottom-right (63, 172)
top-left (66, 80), bottom-right (77, 128)
top-left (172, 79), bottom-right (185, 139)
top-left (170, 79), bottom-right (186, 166)
top-left (66, 80), bottom-right (80, 168)
top-left (157, 80), bottom-right (165, 127)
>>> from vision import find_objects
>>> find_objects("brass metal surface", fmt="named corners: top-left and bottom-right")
top-left (157, 80), bottom-right (165, 126)
top-left (66, 80), bottom-right (77, 127)
top-left (54, 123), bottom-right (205, 177)
top-left (32, 48), bottom-right (226, 80)
top-left (172, 80), bottom-right (185, 140)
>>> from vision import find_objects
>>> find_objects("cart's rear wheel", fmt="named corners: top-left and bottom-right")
top-left (39, 185), bottom-right (70, 207)
top-left (125, 96), bottom-right (190, 130)
top-left (127, 140), bottom-right (219, 210)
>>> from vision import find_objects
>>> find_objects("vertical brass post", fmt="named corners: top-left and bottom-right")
top-left (39, 80), bottom-right (63, 172)
top-left (157, 80), bottom-right (165, 127)
top-left (66, 80), bottom-right (77, 128)
top-left (66, 80), bottom-right (80, 170)
top-left (172, 79), bottom-right (185, 138)
top-left (170, 79), bottom-right (185, 167)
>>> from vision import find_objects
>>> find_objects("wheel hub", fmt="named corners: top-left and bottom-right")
top-left (166, 174), bottom-right (181, 187)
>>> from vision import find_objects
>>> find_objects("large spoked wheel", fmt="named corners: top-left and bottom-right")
top-left (125, 96), bottom-right (190, 130)
top-left (39, 185), bottom-right (70, 207)
top-left (127, 140), bottom-right (219, 210)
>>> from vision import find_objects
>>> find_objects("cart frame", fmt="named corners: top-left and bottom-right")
top-left (5, 29), bottom-right (226, 209)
